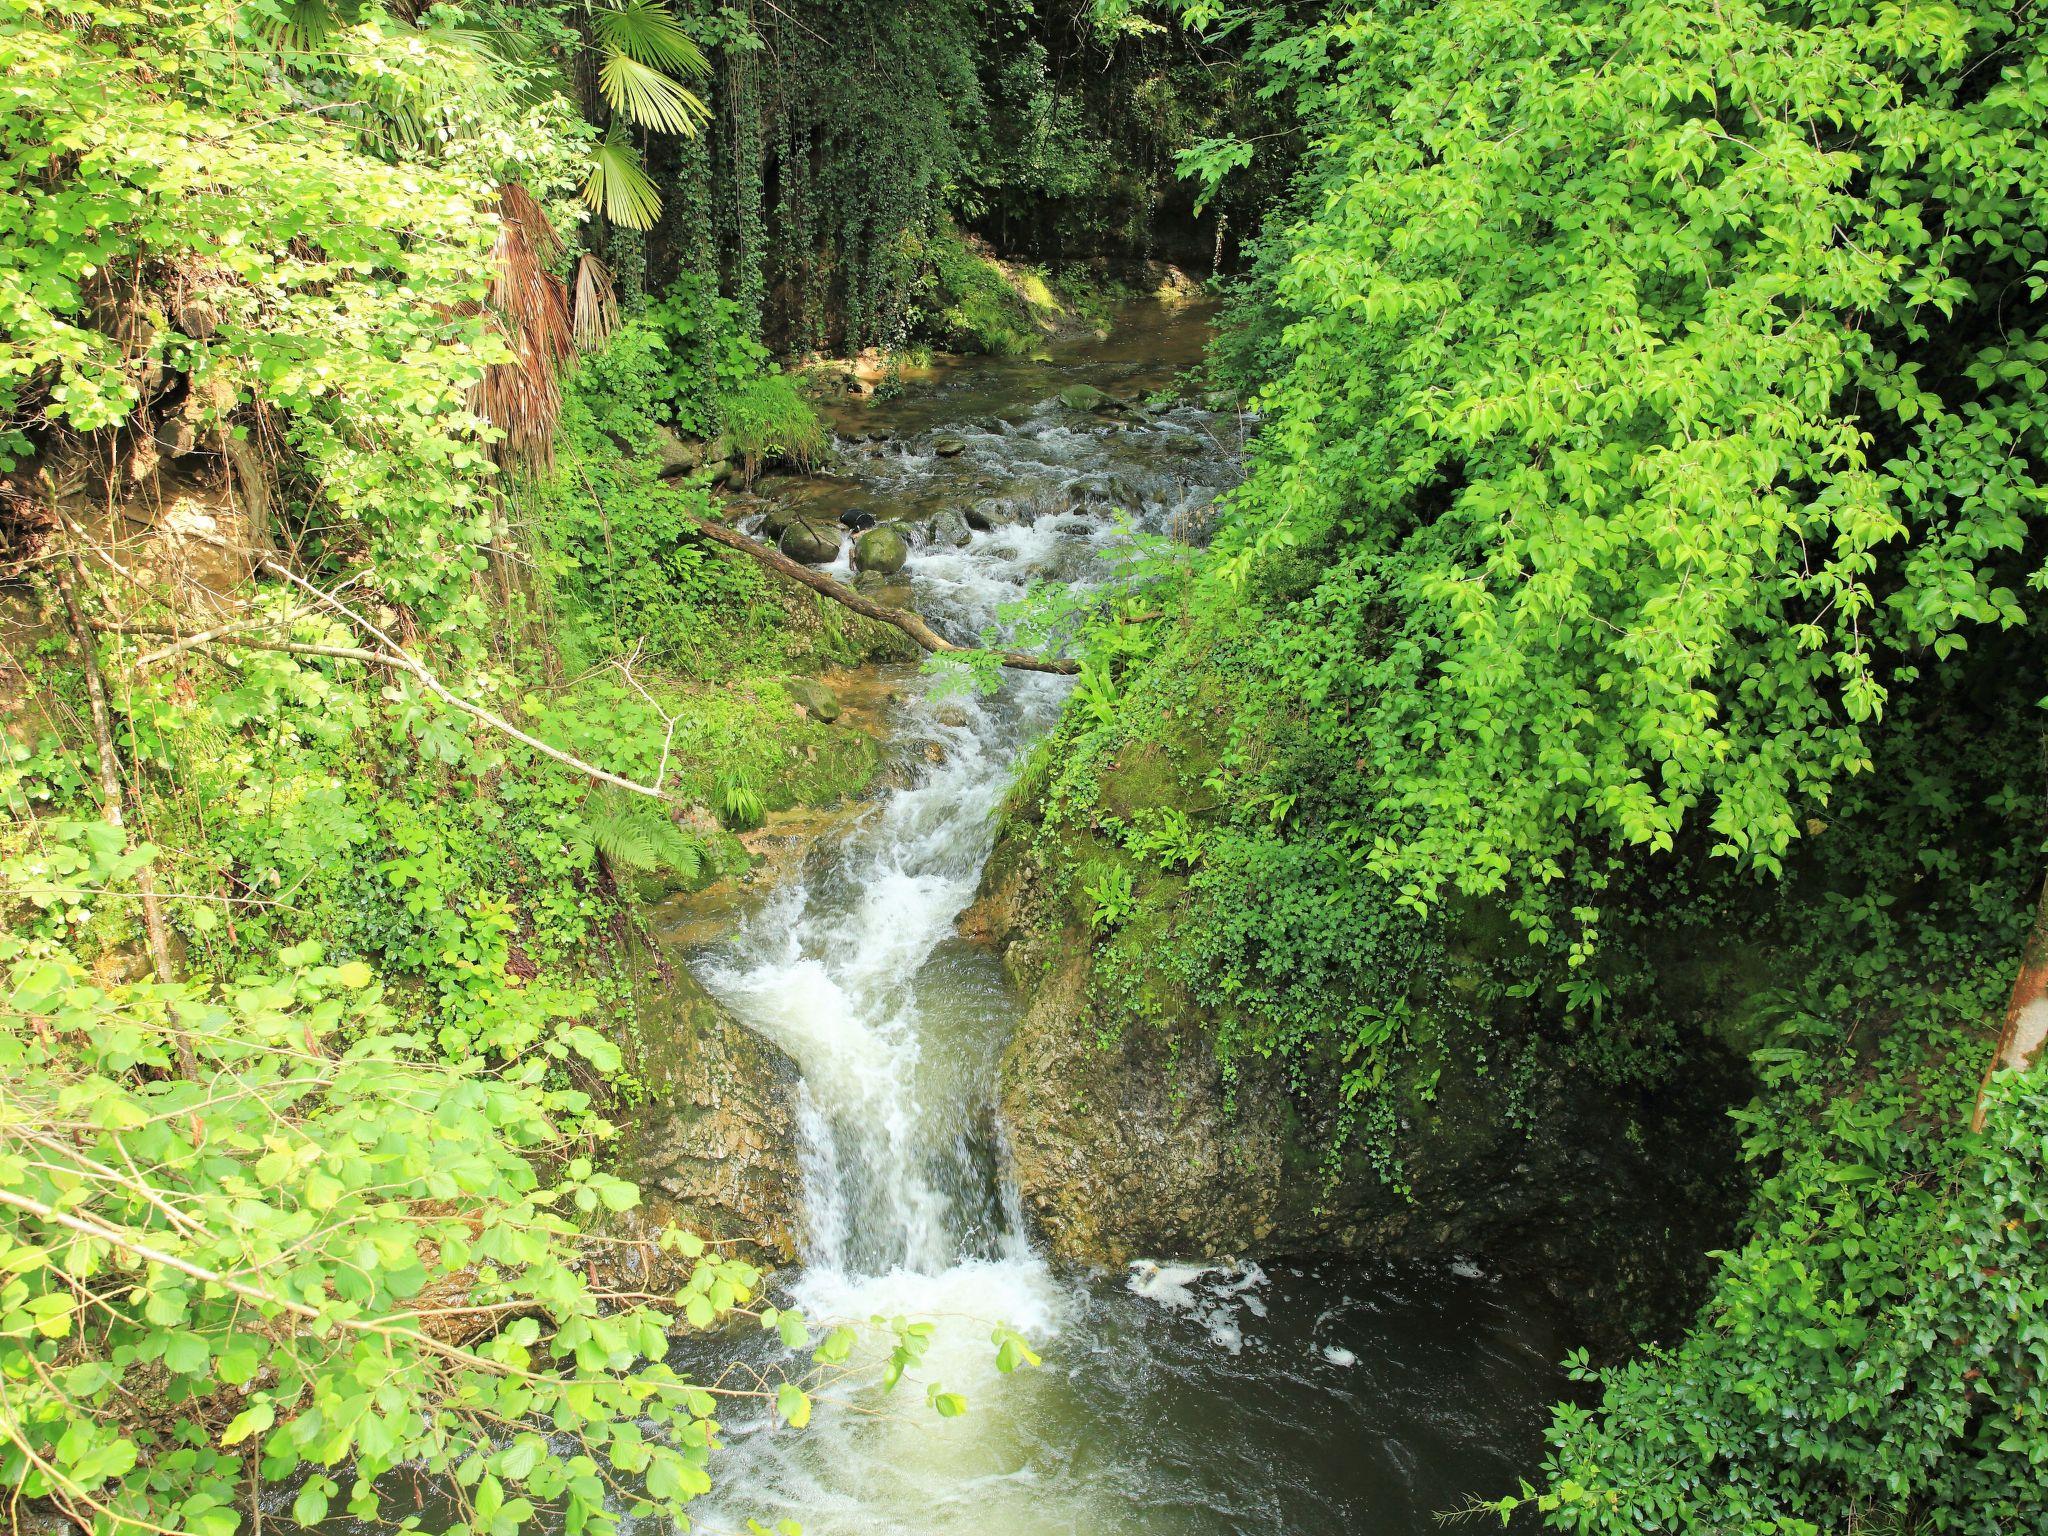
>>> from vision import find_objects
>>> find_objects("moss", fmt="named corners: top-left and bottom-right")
top-left (919, 224), bottom-right (1063, 355)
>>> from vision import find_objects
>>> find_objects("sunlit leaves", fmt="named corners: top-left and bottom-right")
top-left (583, 127), bottom-right (665, 230)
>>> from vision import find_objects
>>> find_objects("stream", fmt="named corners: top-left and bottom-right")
top-left (672, 303), bottom-right (1570, 1535)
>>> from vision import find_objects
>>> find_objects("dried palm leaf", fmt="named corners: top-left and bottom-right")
top-left (572, 255), bottom-right (620, 351)
top-left (470, 183), bottom-right (571, 469)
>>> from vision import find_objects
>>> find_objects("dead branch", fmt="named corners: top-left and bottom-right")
top-left (181, 539), bottom-right (680, 804)
top-left (684, 513), bottom-right (1080, 675)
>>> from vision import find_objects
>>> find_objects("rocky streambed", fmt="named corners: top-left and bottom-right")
top-left (618, 300), bottom-right (1732, 1534)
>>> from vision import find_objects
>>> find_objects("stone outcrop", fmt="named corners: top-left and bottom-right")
top-left (962, 807), bottom-right (1749, 1347)
top-left (596, 955), bottom-right (804, 1288)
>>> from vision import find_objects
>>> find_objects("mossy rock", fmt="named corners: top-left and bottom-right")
top-left (1057, 384), bottom-right (1122, 413)
top-left (784, 676), bottom-right (842, 723)
top-left (852, 525), bottom-right (908, 575)
top-left (778, 518), bottom-right (841, 565)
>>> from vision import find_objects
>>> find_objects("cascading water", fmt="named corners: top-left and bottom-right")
top-left (674, 305), bottom-right (1566, 1536)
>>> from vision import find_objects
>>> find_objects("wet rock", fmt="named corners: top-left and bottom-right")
top-left (933, 436), bottom-right (968, 457)
top-left (778, 517), bottom-right (841, 565)
top-left (852, 570), bottom-right (914, 608)
top-left (758, 503), bottom-right (798, 540)
top-left (923, 507), bottom-right (973, 548)
top-left (600, 964), bottom-right (804, 1278)
top-left (1057, 384), bottom-right (1123, 414)
top-left (853, 525), bottom-right (908, 575)
top-left (784, 676), bottom-right (842, 723)
top-left (934, 703), bottom-right (971, 728)
top-left (965, 500), bottom-right (1016, 532)
top-left (964, 808), bottom-right (1751, 1350)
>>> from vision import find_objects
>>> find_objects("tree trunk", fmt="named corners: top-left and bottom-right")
top-left (1971, 874), bottom-right (2048, 1133)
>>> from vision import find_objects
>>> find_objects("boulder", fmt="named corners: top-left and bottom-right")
top-left (653, 426), bottom-right (704, 479)
top-left (852, 525), bottom-right (908, 575)
top-left (923, 507), bottom-right (973, 548)
top-left (1057, 384), bottom-right (1123, 414)
top-left (784, 676), bottom-right (841, 722)
top-left (778, 518), bottom-right (841, 565)
top-left (758, 503), bottom-right (799, 540)
top-left (851, 570), bottom-right (914, 609)
top-left (965, 500), bottom-right (1016, 532)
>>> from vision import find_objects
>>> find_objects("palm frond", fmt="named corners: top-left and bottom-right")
top-left (593, 1), bottom-right (710, 78)
top-left (471, 183), bottom-right (571, 468)
top-left (249, 0), bottom-right (345, 54)
top-left (571, 255), bottom-right (620, 351)
top-left (580, 131), bottom-right (664, 230)
top-left (498, 182), bottom-right (565, 267)
top-left (598, 50), bottom-right (708, 136)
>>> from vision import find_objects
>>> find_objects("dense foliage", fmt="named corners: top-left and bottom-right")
top-left (0, 4), bottom-right (1008, 1534)
top-left (1046, 0), bottom-right (2048, 1530)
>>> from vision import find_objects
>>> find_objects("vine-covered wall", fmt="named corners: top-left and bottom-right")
top-left (626, 0), bottom-right (1282, 353)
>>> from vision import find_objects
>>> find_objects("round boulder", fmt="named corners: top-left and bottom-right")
top-left (853, 525), bottom-right (909, 576)
top-left (778, 518), bottom-right (841, 566)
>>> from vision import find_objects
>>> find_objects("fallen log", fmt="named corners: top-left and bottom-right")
top-left (686, 513), bottom-right (1079, 676)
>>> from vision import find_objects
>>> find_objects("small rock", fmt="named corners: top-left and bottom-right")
top-left (853, 525), bottom-right (909, 575)
top-left (964, 500), bottom-right (1016, 532)
top-left (923, 741), bottom-right (947, 766)
top-left (783, 676), bottom-right (841, 722)
top-left (935, 703), bottom-right (971, 728)
top-left (933, 436), bottom-right (967, 457)
top-left (777, 518), bottom-right (841, 565)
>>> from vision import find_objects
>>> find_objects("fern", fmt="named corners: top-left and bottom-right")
top-left (573, 787), bottom-right (704, 881)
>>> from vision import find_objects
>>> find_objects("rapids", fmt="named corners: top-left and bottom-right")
top-left (672, 303), bottom-right (1569, 1535)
